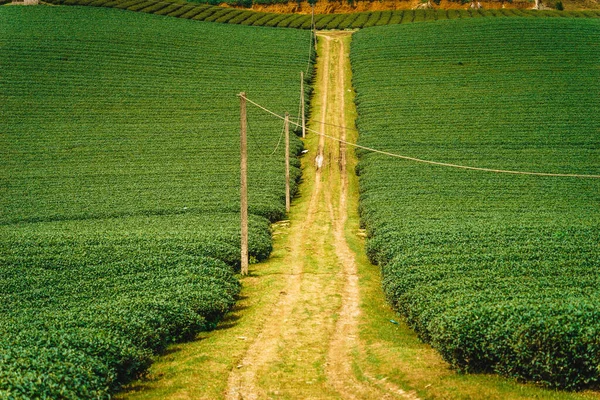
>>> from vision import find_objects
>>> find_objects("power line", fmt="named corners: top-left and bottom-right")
top-left (246, 114), bottom-right (285, 157)
top-left (306, 11), bottom-right (314, 75)
top-left (270, 120), bottom-right (286, 156)
top-left (295, 90), bottom-right (302, 131)
top-left (310, 118), bottom-right (359, 133)
top-left (245, 116), bottom-right (270, 157)
top-left (238, 94), bottom-right (600, 179)
top-left (287, 115), bottom-right (359, 133)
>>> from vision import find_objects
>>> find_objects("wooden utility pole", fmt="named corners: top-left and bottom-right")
top-left (239, 92), bottom-right (249, 276)
top-left (285, 112), bottom-right (290, 213)
top-left (301, 71), bottom-right (306, 139)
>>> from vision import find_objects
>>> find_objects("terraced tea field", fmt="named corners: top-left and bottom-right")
top-left (351, 17), bottom-right (600, 390)
top-left (3, 1), bottom-right (600, 397)
top-left (41, 0), bottom-right (600, 30)
top-left (0, 6), bottom-right (311, 398)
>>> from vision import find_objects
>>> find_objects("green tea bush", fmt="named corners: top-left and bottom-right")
top-left (214, 9), bottom-right (245, 22)
top-left (325, 13), bottom-right (345, 29)
top-left (166, 4), bottom-right (197, 16)
top-left (352, 18), bottom-right (600, 389)
top-left (127, 0), bottom-right (157, 10)
top-left (298, 14), bottom-right (314, 28)
top-left (191, 7), bottom-right (219, 19)
top-left (227, 9), bottom-right (254, 23)
top-left (275, 13), bottom-right (299, 27)
top-left (138, 1), bottom-right (171, 12)
top-left (314, 13), bottom-right (336, 29)
top-left (350, 11), bottom-right (370, 28)
top-left (1, 6), bottom-right (314, 397)
top-left (388, 10), bottom-right (404, 24)
top-left (88, 0), bottom-right (111, 6)
top-left (434, 9), bottom-right (448, 20)
top-left (0, 233), bottom-right (242, 397)
top-left (180, 4), bottom-right (210, 17)
top-left (203, 7), bottom-right (237, 21)
top-left (363, 11), bottom-right (382, 28)
top-left (239, 10), bottom-right (267, 24)
top-left (263, 12), bottom-right (290, 26)
top-left (251, 12), bottom-right (279, 25)
top-left (336, 12), bottom-right (360, 28)
top-left (375, 10), bottom-right (392, 25)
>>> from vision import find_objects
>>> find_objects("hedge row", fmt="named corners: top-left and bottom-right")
top-left (351, 18), bottom-right (600, 389)
top-left (1, 6), bottom-right (314, 398)
top-left (0, 214), bottom-right (259, 398)
top-left (39, 0), bottom-right (600, 28)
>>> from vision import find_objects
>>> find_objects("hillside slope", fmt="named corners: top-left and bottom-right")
top-left (0, 6), bottom-right (312, 398)
top-left (351, 17), bottom-right (600, 389)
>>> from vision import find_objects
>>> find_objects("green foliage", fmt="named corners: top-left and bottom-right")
top-left (286, 13), bottom-right (310, 28)
top-left (251, 12), bottom-right (279, 25)
top-left (263, 12), bottom-right (291, 26)
top-left (179, 4), bottom-right (211, 18)
top-left (1, 6), bottom-right (313, 397)
top-left (0, 216), bottom-right (247, 397)
top-left (412, 9), bottom-right (427, 22)
top-left (375, 10), bottom-right (392, 25)
top-left (203, 7), bottom-right (237, 21)
top-left (446, 8), bottom-right (461, 19)
top-left (336, 12), bottom-right (360, 29)
top-left (352, 18), bottom-right (600, 389)
top-left (227, 9), bottom-right (254, 23)
top-left (239, 9), bottom-right (267, 24)
top-left (324, 13), bottom-right (344, 29)
top-left (556, 0), bottom-right (564, 10)
top-left (435, 9), bottom-right (449, 20)
top-left (275, 13), bottom-right (300, 27)
top-left (388, 10), bottom-right (404, 24)
top-left (1, 6), bottom-right (310, 226)
top-left (192, 7), bottom-right (220, 19)
top-left (350, 11), bottom-right (370, 28)
top-left (299, 13), bottom-right (315, 28)
top-left (314, 13), bottom-right (335, 29)
top-left (165, 4), bottom-right (197, 17)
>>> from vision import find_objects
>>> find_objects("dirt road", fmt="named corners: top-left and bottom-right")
top-left (224, 31), bottom-right (416, 400)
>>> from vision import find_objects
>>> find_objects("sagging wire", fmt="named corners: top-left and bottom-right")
top-left (238, 94), bottom-right (600, 179)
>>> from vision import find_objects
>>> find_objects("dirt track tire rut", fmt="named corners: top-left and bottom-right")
top-left (225, 31), bottom-right (418, 400)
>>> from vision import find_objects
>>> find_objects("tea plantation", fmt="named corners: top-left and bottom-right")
top-left (0, 6), bottom-right (311, 398)
top-left (351, 18), bottom-right (600, 389)
top-left (40, 0), bottom-right (600, 30)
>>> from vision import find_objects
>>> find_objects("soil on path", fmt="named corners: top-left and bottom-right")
top-left (225, 31), bottom-right (417, 400)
